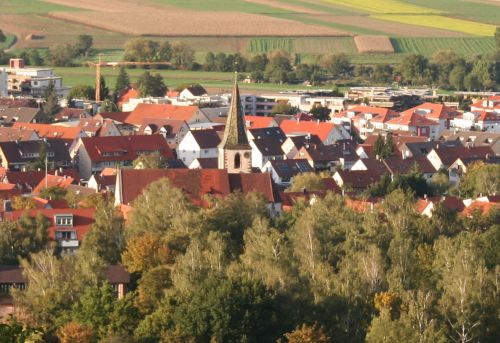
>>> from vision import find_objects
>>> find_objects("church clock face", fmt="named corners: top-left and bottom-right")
top-left (244, 152), bottom-right (251, 158)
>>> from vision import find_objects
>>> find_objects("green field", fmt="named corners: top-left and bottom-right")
top-left (391, 37), bottom-right (497, 55)
top-left (51, 66), bottom-right (345, 93)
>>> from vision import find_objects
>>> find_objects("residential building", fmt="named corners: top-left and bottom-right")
top-left (0, 139), bottom-right (72, 171)
top-left (177, 129), bottom-right (221, 166)
top-left (74, 135), bottom-right (174, 179)
top-left (281, 134), bottom-right (322, 159)
top-left (263, 159), bottom-right (313, 186)
top-left (125, 103), bottom-right (209, 126)
top-left (280, 119), bottom-right (350, 145)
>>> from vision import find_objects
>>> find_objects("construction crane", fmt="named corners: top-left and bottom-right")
top-left (86, 54), bottom-right (173, 102)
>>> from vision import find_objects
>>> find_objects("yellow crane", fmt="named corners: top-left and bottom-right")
top-left (86, 54), bottom-right (172, 102)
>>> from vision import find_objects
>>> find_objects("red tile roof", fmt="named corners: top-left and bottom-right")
top-left (408, 102), bottom-right (457, 120)
top-left (12, 122), bottom-right (83, 142)
top-left (244, 116), bottom-right (276, 129)
top-left (126, 103), bottom-right (200, 125)
top-left (335, 170), bottom-right (381, 189)
top-left (4, 208), bottom-right (95, 241)
top-left (386, 111), bottom-right (439, 127)
top-left (280, 120), bottom-right (336, 142)
top-left (0, 127), bottom-right (38, 142)
top-left (32, 174), bottom-right (75, 195)
top-left (81, 135), bottom-right (174, 162)
top-left (118, 169), bottom-right (274, 206)
top-left (117, 88), bottom-right (140, 107)
top-left (98, 112), bottom-right (131, 123)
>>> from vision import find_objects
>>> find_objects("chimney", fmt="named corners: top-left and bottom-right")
top-left (317, 119), bottom-right (320, 125)
top-left (301, 187), bottom-right (307, 194)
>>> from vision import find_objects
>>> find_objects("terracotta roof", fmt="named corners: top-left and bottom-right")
top-left (345, 197), bottom-right (380, 213)
top-left (126, 103), bottom-right (201, 125)
top-left (338, 105), bottom-right (398, 123)
top-left (190, 129), bottom-right (221, 149)
top-left (386, 111), bottom-right (439, 127)
top-left (0, 182), bottom-right (20, 199)
top-left (280, 119), bottom-right (335, 142)
top-left (118, 169), bottom-right (275, 206)
top-left (12, 122), bottom-right (83, 141)
top-left (228, 173), bottom-right (275, 203)
top-left (462, 201), bottom-right (499, 217)
top-left (476, 110), bottom-right (500, 122)
top-left (2, 169), bottom-right (79, 194)
top-left (32, 174), bottom-right (75, 194)
top-left (81, 135), bottom-right (174, 162)
top-left (0, 127), bottom-right (38, 142)
top-left (244, 116), bottom-right (276, 129)
top-left (77, 118), bottom-right (117, 136)
top-left (137, 118), bottom-right (186, 136)
top-left (117, 88), bottom-right (140, 106)
top-left (407, 102), bottom-right (457, 120)
top-left (4, 208), bottom-right (95, 241)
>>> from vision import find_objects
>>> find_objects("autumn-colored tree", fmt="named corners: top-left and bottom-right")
top-left (11, 196), bottom-right (36, 210)
top-left (287, 172), bottom-right (326, 192)
top-left (122, 233), bottom-right (173, 273)
top-left (57, 322), bottom-right (94, 343)
top-left (282, 322), bottom-right (331, 343)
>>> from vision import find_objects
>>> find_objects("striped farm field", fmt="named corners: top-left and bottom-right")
top-left (354, 36), bottom-right (394, 53)
top-left (247, 38), bottom-right (294, 54)
top-left (391, 37), bottom-right (497, 55)
top-left (320, 0), bottom-right (439, 14)
top-left (373, 14), bottom-right (497, 36)
top-left (294, 37), bottom-right (357, 54)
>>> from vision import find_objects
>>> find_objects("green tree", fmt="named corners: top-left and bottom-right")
top-left (449, 64), bottom-right (466, 90)
top-left (48, 44), bottom-right (75, 67)
top-left (310, 104), bottom-right (331, 121)
top-left (265, 55), bottom-right (292, 83)
top-left (271, 101), bottom-right (299, 115)
top-left (170, 276), bottom-right (282, 342)
top-left (39, 186), bottom-right (67, 200)
top-left (114, 67), bottom-right (130, 97)
top-left (126, 178), bottom-right (194, 237)
top-left (0, 29), bottom-right (6, 43)
top-left (99, 75), bottom-right (109, 100)
top-left (171, 42), bottom-right (195, 69)
top-left (320, 53), bottom-right (351, 78)
top-left (75, 34), bottom-right (93, 57)
top-left (287, 172), bottom-right (325, 192)
top-left (133, 152), bottom-right (166, 169)
top-left (79, 196), bottom-right (125, 264)
top-left (400, 54), bottom-right (428, 85)
top-left (68, 84), bottom-right (95, 100)
top-left (39, 81), bottom-right (60, 122)
top-left (137, 71), bottom-right (167, 97)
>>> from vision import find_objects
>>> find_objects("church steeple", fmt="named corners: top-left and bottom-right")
top-left (220, 79), bottom-right (250, 149)
top-left (218, 77), bottom-right (252, 173)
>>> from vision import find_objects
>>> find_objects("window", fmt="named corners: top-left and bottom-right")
top-left (234, 153), bottom-right (241, 169)
top-left (55, 215), bottom-right (73, 226)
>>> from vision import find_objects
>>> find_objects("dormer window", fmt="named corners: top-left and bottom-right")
top-left (55, 214), bottom-right (73, 226)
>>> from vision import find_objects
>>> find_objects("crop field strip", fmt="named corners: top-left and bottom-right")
top-left (354, 36), bottom-right (394, 53)
top-left (391, 37), bottom-right (497, 55)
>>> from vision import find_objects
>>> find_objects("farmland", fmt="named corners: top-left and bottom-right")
top-left (354, 36), bottom-right (394, 53)
top-left (391, 37), bottom-right (497, 56)
top-left (0, 0), bottom-right (498, 66)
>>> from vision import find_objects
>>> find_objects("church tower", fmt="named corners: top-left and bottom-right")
top-left (218, 79), bottom-right (252, 173)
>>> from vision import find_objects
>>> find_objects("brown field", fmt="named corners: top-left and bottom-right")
top-left (0, 14), bottom-right (126, 49)
top-left (49, 9), bottom-right (348, 37)
top-left (354, 35), bottom-right (394, 53)
top-left (305, 14), bottom-right (469, 37)
top-left (244, 0), bottom-right (323, 14)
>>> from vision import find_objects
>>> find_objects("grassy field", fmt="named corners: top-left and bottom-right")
top-left (52, 66), bottom-right (343, 93)
top-left (247, 39), bottom-right (294, 55)
top-left (391, 37), bottom-right (497, 55)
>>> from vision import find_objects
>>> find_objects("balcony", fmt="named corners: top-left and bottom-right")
top-left (59, 240), bottom-right (79, 248)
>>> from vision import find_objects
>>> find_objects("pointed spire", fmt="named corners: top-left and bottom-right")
top-left (220, 80), bottom-right (250, 149)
